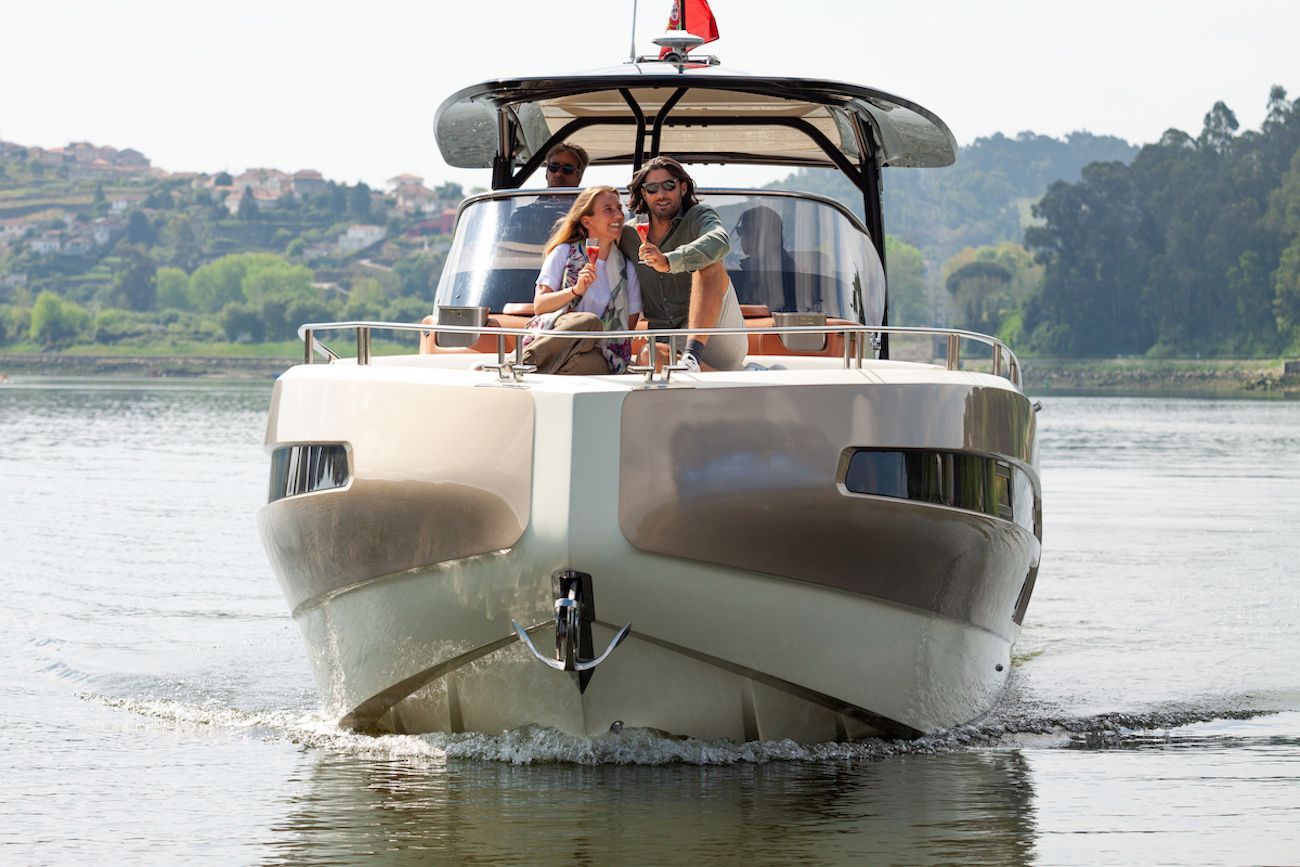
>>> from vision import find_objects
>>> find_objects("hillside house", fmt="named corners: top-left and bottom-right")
top-left (233, 168), bottom-right (292, 199)
top-left (337, 224), bottom-right (385, 253)
top-left (30, 232), bottom-right (63, 254)
top-left (115, 148), bottom-right (149, 168)
top-left (387, 174), bottom-right (425, 192)
top-left (110, 194), bottom-right (146, 213)
top-left (405, 208), bottom-right (457, 237)
top-left (0, 219), bottom-right (29, 242)
top-left (91, 218), bottom-right (123, 247)
top-left (292, 170), bottom-right (327, 197)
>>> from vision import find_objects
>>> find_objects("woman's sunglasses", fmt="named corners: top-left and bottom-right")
top-left (546, 162), bottom-right (578, 176)
top-left (641, 179), bottom-right (679, 194)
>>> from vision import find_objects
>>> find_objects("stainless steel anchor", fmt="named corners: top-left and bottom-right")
top-left (512, 569), bottom-right (631, 692)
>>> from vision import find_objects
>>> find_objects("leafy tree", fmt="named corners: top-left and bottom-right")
top-left (436, 181), bottom-right (463, 201)
top-left (1023, 161), bottom-right (1157, 355)
top-left (883, 237), bottom-right (928, 325)
top-left (155, 266), bottom-right (193, 310)
top-left (343, 276), bottom-right (388, 320)
top-left (214, 171), bottom-right (233, 186)
top-left (238, 186), bottom-right (258, 220)
top-left (219, 302), bottom-right (265, 342)
top-left (29, 290), bottom-right (90, 345)
top-left (0, 304), bottom-right (33, 344)
top-left (1199, 101), bottom-right (1240, 153)
top-left (241, 257), bottom-right (315, 304)
top-left (946, 260), bottom-right (1012, 333)
top-left (127, 210), bottom-right (154, 245)
top-left (284, 296), bottom-right (342, 338)
top-left (162, 216), bottom-right (203, 270)
top-left (91, 308), bottom-right (157, 344)
top-left (143, 189), bottom-right (172, 210)
top-left (329, 182), bottom-right (347, 217)
top-left (112, 247), bottom-right (158, 311)
top-left (191, 254), bottom-right (254, 312)
top-left (349, 183), bottom-right (373, 221)
top-left (770, 131), bottom-right (1139, 263)
top-left (392, 250), bottom-right (445, 301)
top-left (384, 296), bottom-right (434, 324)
top-left (189, 252), bottom-right (315, 313)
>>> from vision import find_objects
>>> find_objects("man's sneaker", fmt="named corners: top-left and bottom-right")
top-left (679, 350), bottom-right (701, 372)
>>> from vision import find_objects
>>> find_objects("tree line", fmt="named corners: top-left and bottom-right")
top-left (1020, 86), bottom-right (1300, 357)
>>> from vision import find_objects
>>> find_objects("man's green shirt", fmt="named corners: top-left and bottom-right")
top-left (619, 203), bottom-right (731, 329)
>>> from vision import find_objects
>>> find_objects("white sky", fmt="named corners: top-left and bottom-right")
top-left (1, 0), bottom-right (1297, 190)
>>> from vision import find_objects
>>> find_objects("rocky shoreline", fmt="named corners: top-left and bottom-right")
top-left (1022, 358), bottom-right (1300, 397)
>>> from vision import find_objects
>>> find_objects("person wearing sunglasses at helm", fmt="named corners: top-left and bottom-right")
top-left (542, 142), bottom-right (587, 188)
top-left (620, 155), bottom-right (746, 372)
top-left (503, 142), bottom-right (590, 244)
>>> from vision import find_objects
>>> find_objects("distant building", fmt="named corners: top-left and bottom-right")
top-left (292, 169), bottom-right (327, 197)
top-left (62, 234), bottom-right (95, 256)
top-left (28, 147), bottom-right (66, 167)
top-left (405, 208), bottom-right (457, 237)
top-left (30, 232), bottom-right (63, 254)
top-left (387, 173), bottom-right (425, 192)
top-left (110, 194), bottom-right (146, 213)
top-left (0, 218), bottom-right (29, 242)
top-left (233, 168), bottom-right (292, 199)
top-left (0, 272), bottom-right (29, 292)
top-left (91, 218), bottom-right (123, 247)
top-left (223, 186), bottom-right (283, 215)
top-left (114, 148), bottom-right (149, 168)
top-left (337, 224), bottom-right (385, 253)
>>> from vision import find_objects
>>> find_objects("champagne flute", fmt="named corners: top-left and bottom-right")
top-left (634, 213), bottom-right (650, 263)
top-left (584, 235), bottom-right (600, 265)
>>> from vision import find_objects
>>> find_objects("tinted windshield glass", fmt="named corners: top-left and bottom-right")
top-left (434, 190), bottom-right (885, 324)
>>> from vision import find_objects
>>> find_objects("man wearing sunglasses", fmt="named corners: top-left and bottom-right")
top-left (503, 142), bottom-right (590, 243)
top-left (542, 142), bottom-right (587, 188)
top-left (622, 155), bottom-right (746, 371)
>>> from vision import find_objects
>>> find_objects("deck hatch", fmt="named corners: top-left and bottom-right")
top-left (268, 444), bottom-right (349, 503)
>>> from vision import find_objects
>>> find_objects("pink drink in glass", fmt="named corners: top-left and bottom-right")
top-left (585, 237), bottom-right (600, 265)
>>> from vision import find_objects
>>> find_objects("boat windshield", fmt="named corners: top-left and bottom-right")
top-left (434, 190), bottom-right (885, 324)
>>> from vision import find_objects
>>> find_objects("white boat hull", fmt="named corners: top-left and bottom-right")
top-left (260, 357), bottom-right (1040, 741)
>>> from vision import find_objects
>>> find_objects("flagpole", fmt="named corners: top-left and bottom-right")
top-left (629, 0), bottom-right (639, 62)
top-left (680, 0), bottom-right (686, 32)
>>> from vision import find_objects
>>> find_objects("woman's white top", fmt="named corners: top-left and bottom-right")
top-left (536, 243), bottom-right (642, 318)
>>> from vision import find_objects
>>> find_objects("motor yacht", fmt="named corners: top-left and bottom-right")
top-left (258, 46), bottom-right (1042, 741)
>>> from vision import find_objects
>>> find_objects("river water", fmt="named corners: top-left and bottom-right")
top-left (1, 379), bottom-right (1297, 865)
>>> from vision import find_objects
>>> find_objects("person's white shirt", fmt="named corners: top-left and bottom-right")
top-left (536, 243), bottom-right (642, 318)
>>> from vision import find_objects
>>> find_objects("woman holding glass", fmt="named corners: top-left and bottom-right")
top-left (522, 185), bottom-right (642, 375)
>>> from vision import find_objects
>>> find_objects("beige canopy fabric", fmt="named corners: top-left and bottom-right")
top-left (434, 63), bottom-right (957, 175)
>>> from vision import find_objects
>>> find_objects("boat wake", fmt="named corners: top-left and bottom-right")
top-left (83, 692), bottom-right (1287, 766)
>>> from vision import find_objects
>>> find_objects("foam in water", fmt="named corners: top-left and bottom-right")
top-left (84, 693), bottom-right (1279, 767)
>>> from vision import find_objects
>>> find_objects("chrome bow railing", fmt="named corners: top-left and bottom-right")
top-left (297, 320), bottom-right (1023, 388)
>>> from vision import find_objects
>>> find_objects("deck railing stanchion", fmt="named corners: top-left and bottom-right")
top-left (947, 334), bottom-right (960, 371)
top-left (497, 334), bottom-right (506, 366)
top-left (992, 344), bottom-right (1003, 378)
top-left (304, 328), bottom-right (314, 364)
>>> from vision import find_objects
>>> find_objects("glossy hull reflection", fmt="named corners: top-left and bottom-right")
top-left (259, 358), bottom-right (1041, 740)
top-left (268, 748), bottom-right (1037, 864)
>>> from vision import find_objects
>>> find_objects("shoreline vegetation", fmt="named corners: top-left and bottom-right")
top-left (2, 351), bottom-right (1297, 397)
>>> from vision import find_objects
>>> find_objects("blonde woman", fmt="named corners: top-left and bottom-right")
top-left (523, 186), bottom-right (642, 374)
